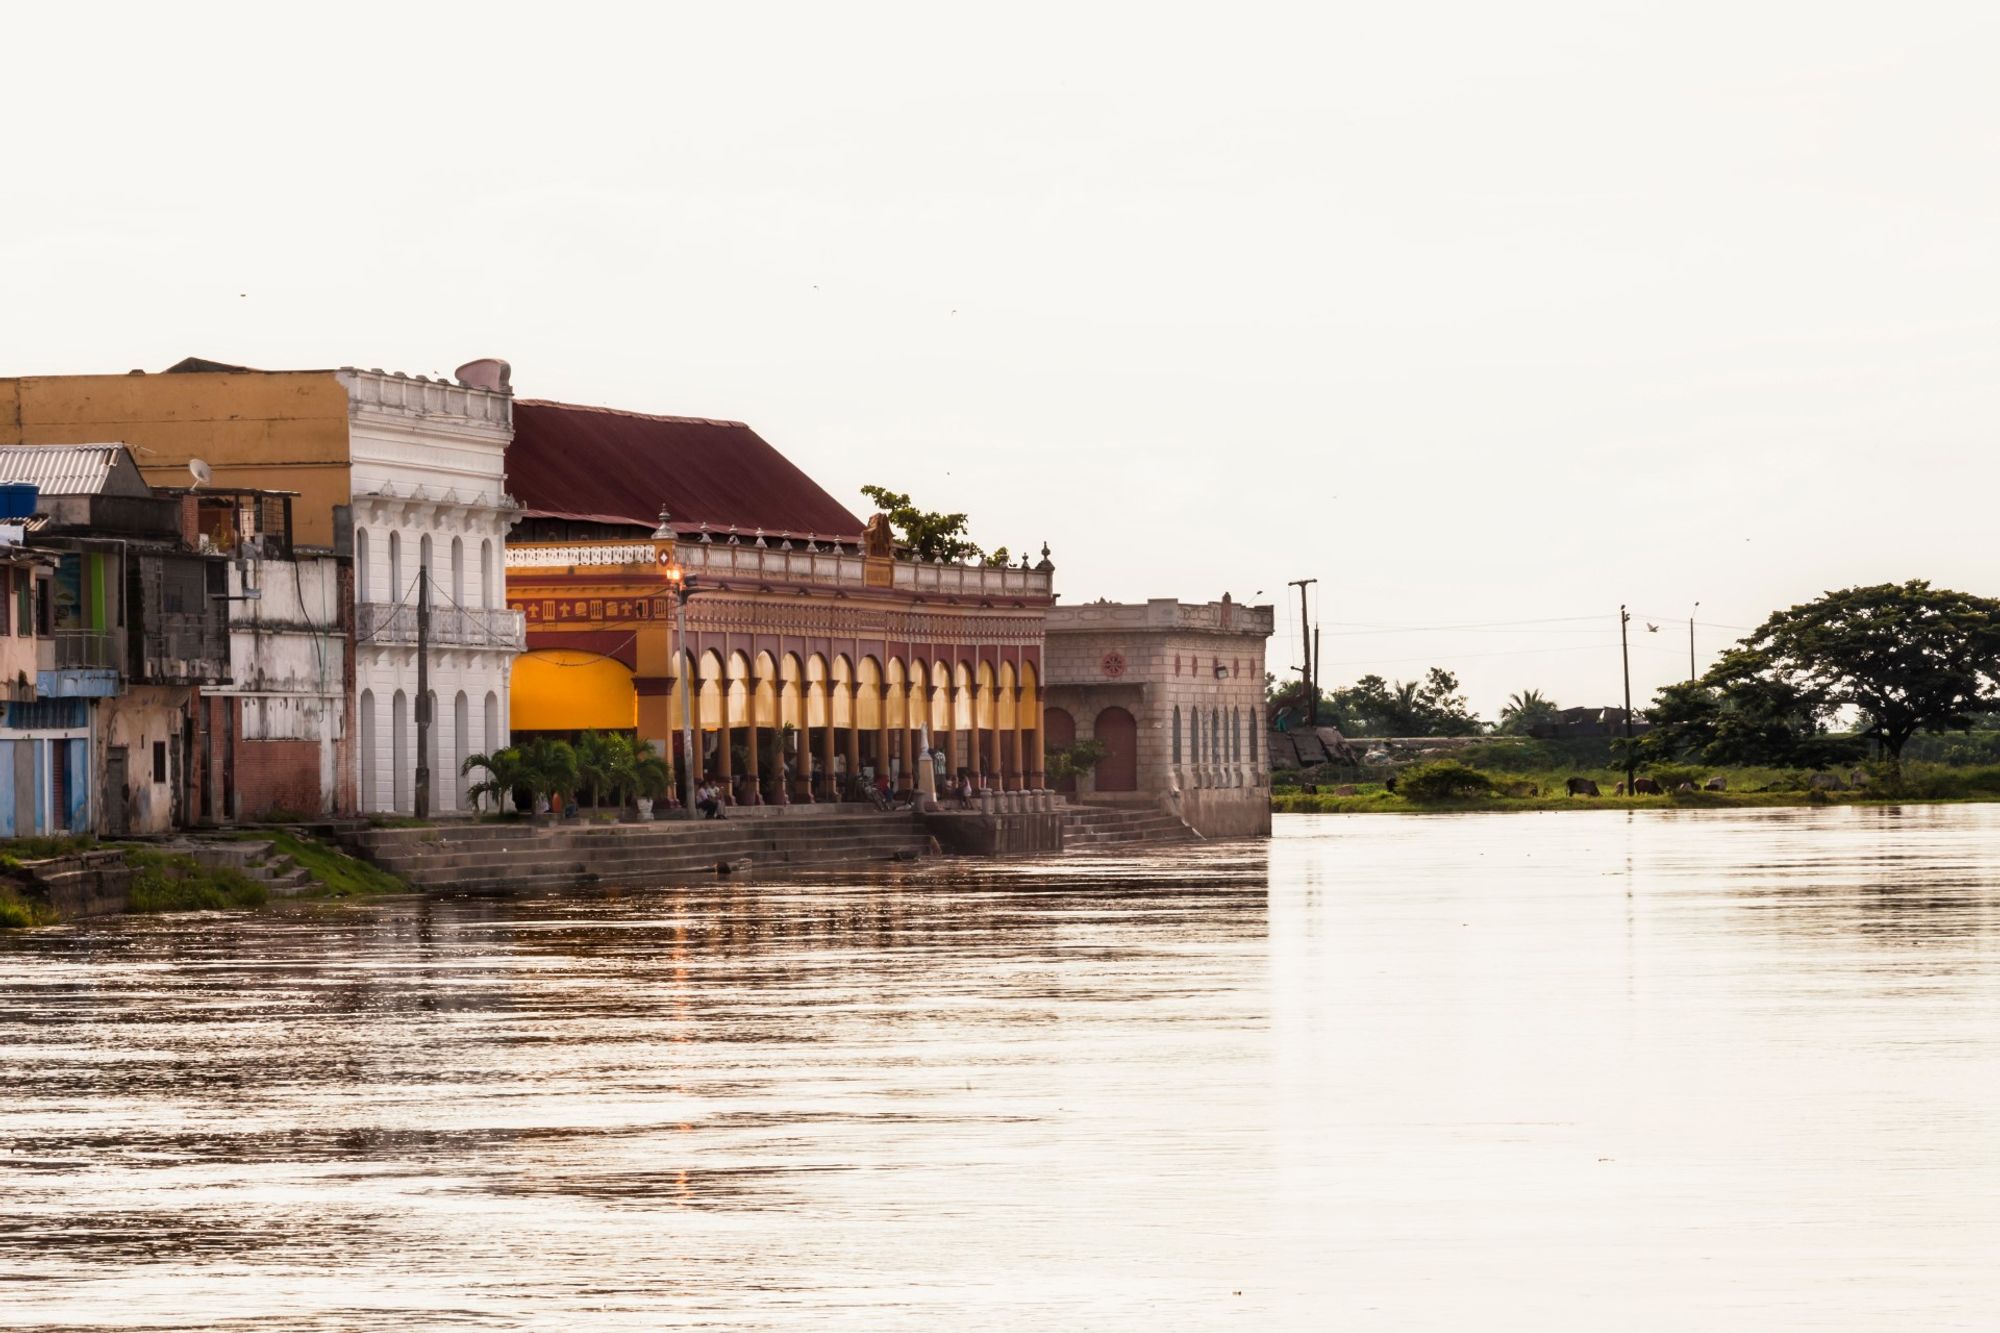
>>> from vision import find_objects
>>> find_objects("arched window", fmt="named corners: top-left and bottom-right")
top-left (392, 690), bottom-right (410, 813)
top-left (388, 531), bottom-right (403, 605)
top-left (1172, 705), bottom-right (1182, 763)
top-left (451, 537), bottom-right (465, 606)
top-left (484, 690), bottom-right (500, 754)
top-left (1249, 717), bottom-right (1259, 764)
top-left (419, 535), bottom-right (433, 599)
top-left (355, 528), bottom-right (371, 603)
top-left (1231, 708), bottom-right (1241, 762)
top-left (1211, 708), bottom-right (1222, 762)
top-left (1190, 709), bottom-right (1200, 765)
top-left (358, 689), bottom-right (377, 810)
top-left (453, 692), bottom-right (470, 811)
top-left (480, 539), bottom-right (494, 609)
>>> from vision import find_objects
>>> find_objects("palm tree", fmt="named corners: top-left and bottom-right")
top-left (461, 747), bottom-right (526, 814)
top-left (516, 737), bottom-right (579, 815)
top-left (574, 730), bottom-right (624, 810)
top-left (1498, 689), bottom-right (1559, 736)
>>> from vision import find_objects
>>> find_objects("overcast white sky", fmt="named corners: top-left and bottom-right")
top-left (3, 2), bottom-right (1995, 719)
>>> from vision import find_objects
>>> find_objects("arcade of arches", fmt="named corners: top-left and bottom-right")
top-left (506, 535), bottom-right (1052, 804)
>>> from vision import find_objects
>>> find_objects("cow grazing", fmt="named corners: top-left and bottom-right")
top-left (1704, 776), bottom-right (1726, 791)
top-left (1675, 782), bottom-right (1696, 794)
top-left (1632, 777), bottom-right (1664, 795)
top-left (1566, 777), bottom-right (1600, 797)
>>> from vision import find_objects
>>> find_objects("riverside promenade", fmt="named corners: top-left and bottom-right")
top-left (343, 796), bottom-right (1200, 892)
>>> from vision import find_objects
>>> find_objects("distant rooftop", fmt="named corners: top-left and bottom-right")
top-left (0, 443), bottom-right (152, 498)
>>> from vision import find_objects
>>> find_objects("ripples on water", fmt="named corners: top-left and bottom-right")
top-left (3, 806), bottom-right (1998, 1330)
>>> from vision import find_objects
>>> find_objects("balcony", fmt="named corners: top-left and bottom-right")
top-left (53, 629), bottom-right (119, 671)
top-left (357, 602), bottom-right (526, 652)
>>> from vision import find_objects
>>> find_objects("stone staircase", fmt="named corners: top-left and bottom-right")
top-left (343, 809), bottom-right (935, 891)
top-left (185, 840), bottom-right (318, 897)
top-left (1057, 801), bottom-right (1200, 851)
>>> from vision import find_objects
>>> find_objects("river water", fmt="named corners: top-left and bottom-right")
top-left (3, 806), bottom-right (1998, 1330)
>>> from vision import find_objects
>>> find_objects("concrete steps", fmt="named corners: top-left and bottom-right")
top-left (344, 811), bottom-right (934, 890)
top-left (1057, 802), bottom-right (1199, 851)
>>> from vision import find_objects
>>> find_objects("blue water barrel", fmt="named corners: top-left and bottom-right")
top-left (0, 484), bottom-right (39, 520)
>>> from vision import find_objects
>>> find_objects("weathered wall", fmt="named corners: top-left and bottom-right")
top-left (1173, 787), bottom-right (1272, 838)
top-left (0, 371), bottom-right (354, 546)
top-left (923, 810), bottom-right (1064, 855)
top-left (96, 686), bottom-right (191, 835)
top-left (234, 735), bottom-right (325, 817)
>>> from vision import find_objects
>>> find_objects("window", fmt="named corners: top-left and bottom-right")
top-left (480, 539), bottom-right (494, 609)
top-left (35, 577), bottom-right (50, 636)
top-left (419, 535), bottom-right (433, 596)
top-left (388, 531), bottom-right (402, 603)
top-left (152, 741), bottom-right (167, 784)
top-left (1172, 706), bottom-right (1181, 763)
top-left (355, 528), bottom-right (371, 602)
top-left (0, 570), bottom-right (12, 636)
top-left (1190, 710), bottom-right (1200, 762)
top-left (17, 572), bottom-right (32, 638)
top-left (451, 537), bottom-right (465, 606)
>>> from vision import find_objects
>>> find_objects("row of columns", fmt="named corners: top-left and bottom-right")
top-left (668, 673), bottom-right (1045, 805)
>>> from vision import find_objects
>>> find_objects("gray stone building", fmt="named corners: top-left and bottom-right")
top-left (1042, 596), bottom-right (1273, 837)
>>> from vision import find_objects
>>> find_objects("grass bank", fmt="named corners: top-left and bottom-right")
top-left (1273, 760), bottom-right (2000, 815)
top-left (124, 849), bottom-right (268, 912)
top-left (243, 829), bottom-right (409, 900)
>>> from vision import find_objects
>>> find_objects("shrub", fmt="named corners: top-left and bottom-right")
top-left (1648, 764), bottom-right (1707, 792)
top-left (124, 850), bottom-right (267, 913)
top-left (1397, 760), bottom-right (1495, 802)
top-left (0, 887), bottom-right (56, 928)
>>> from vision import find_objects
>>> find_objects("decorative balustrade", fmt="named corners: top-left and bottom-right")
top-left (505, 539), bottom-right (1054, 600)
top-left (356, 602), bottom-right (526, 651)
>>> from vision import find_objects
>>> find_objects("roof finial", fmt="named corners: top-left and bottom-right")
top-left (652, 505), bottom-right (675, 540)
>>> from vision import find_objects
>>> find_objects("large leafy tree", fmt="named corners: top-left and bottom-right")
top-left (859, 485), bottom-right (1005, 564)
top-left (1640, 658), bottom-right (1863, 769)
top-left (1731, 581), bottom-right (2000, 777)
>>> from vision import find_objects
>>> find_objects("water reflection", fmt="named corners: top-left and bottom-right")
top-left (4, 810), bottom-right (1999, 1329)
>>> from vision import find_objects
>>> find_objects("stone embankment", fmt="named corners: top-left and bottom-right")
top-left (344, 808), bottom-right (937, 891)
top-left (1058, 803), bottom-right (1201, 851)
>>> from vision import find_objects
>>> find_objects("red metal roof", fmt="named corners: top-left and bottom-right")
top-left (508, 400), bottom-right (862, 538)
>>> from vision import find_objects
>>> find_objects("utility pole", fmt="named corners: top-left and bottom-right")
top-left (1619, 604), bottom-right (1635, 795)
top-left (1312, 626), bottom-right (1322, 727)
top-left (1289, 578), bottom-right (1318, 726)
top-left (1689, 601), bottom-right (1699, 683)
top-left (414, 561), bottom-right (431, 819)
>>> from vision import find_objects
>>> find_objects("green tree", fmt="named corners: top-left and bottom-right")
top-left (859, 485), bottom-right (988, 562)
top-left (1497, 689), bottom-right (1560, 736)
top-left (461, 747), bottom-right (526, 813)
top-left (517, 737), bottom-right (579, 814)
top-left (1638, 670), bottom-right (1860, 769)
top-left (1732, 581), bottom-right (2000, 779)
top-left (1329, 668), bottom-right (1482, 737)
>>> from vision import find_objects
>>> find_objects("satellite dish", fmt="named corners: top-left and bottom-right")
top-left (189, 458), bottom-right (213, 487)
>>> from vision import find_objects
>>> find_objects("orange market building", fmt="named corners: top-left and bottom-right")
top-left (503, 399), bottom-right (1054, 802)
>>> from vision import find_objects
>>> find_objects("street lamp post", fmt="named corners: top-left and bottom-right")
top-left (667, 565), bottom-right (699, 821)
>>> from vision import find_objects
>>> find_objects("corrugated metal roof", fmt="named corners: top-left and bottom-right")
top-left (0, 444), bottom-right (153, 498)
top-left (508, 400), bottom-right (862, 538)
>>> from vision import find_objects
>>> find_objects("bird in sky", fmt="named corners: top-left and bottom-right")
top-left (1646, 623), bottom-right (1659, 633)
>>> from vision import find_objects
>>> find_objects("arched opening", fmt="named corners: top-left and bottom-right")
top-left (358, 689), bottom-right (377, 810)
top-left (484, 690), bottom-right (500, 755)
top-left (450, 537), bottom-right (465, 606)
top-left (509, 649), bottom-right (637, 734)
top-left (391, 689), bottom-right (410, 813)
top-left (479, 539), bottom-right (494, 608)
top-left (1044, 705), bottom-right (1077, 794)
top-left (453, 691), bottom-right (469, 809)
top-left (388, 531), bottom-right (403, 605)
top-left (355, 529), bottom-right (371, 603)
top-left (1094, 706), bottom-right (1138, 792)
top-left (419, 535), bottom-right (433, 599)
top-left (1172, 705), bottom-right (1182, 764)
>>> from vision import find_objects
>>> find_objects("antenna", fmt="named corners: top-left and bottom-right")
top-left (189, 458), bottom-right (214, 487)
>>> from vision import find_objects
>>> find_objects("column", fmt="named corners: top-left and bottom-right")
top-left (744, 676), bottom-right (763, 804)
top-left (876, 684), bottom-right (892, 786)
top-left (1007, 685), bottom-right (1024, 790)
top-left (818, 680), bottom-right (836, 801)
top-left (844, 681), bottom-right (862, 796)
top-left (716, 702), bottom-right (734, 804)
top-left (1031, 706), bottom-right (1045, 789)
top-left (940, 686), bottom-right (957, 781)
top-left (969, 679), bottom-right (984, 788)
top-left (900, 702), bottom-right (916, 793)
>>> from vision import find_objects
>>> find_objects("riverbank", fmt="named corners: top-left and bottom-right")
top-left (0, 832), bottom-right (406, 927)
top-left (1272, 759), bottom-right (2000, 814)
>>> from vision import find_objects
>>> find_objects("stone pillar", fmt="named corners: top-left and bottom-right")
top-left (744, 677), bottom-right (763, 805)
top-left (876, 684), bottom-right (892, 785)
top-left (940, 687), bottom-right (957, 781)
top-left (819, 680), bottom-right (836, 801)
top-left (844, 681), bottom-right (861, 795)
top-left (716, 709), bottom-right (733, 803)
top-left (1031, 705), bottom-right (1045, 789)
top-left (900, 709), bottom-right (915, 791)
top-left (1007, 685), bottom-right (1025, 790)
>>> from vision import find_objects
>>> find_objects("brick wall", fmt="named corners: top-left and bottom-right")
top-left (234, 736), bottom-right (323, 818)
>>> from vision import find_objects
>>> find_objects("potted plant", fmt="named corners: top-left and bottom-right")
top-left (631, 741), bottom-right (670, 820)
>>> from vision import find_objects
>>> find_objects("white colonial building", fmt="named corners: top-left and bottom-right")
top-left (344, 364), bottom-right (524, 815)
